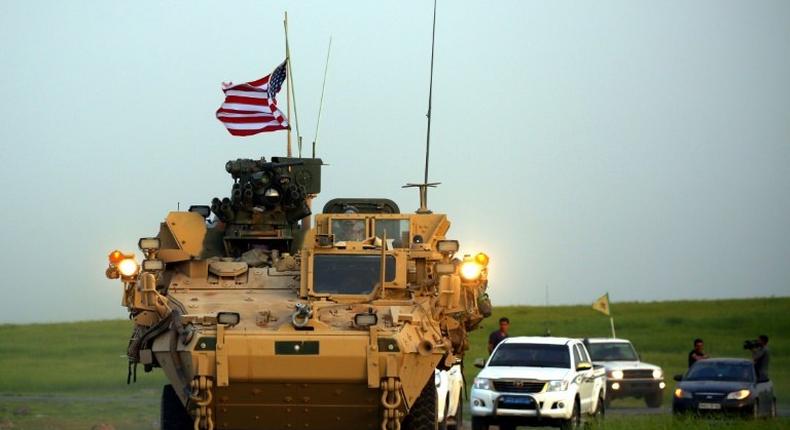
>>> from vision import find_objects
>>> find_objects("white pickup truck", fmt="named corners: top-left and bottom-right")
top-left (470, 337), bottom-right (606, 430)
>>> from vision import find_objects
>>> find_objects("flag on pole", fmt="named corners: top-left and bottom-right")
top-left (216, 60), bottom-right (289, 136)
top-left (592, 293), bottom-right (610, 316)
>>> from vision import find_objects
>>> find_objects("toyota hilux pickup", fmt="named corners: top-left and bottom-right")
top-left (470, 337), bottom-right (606, 430)
top-left (584, 338), bottom-right (666, 407)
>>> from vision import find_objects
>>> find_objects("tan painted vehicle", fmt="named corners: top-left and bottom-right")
top-left (105, 156), bottom-right (492, 430)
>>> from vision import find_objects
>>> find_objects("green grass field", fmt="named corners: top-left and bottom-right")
top-left (0, 298), bottom-right (787, 429)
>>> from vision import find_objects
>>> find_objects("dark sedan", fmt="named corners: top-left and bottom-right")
top-left (672, 358), bottom-right (776, 418)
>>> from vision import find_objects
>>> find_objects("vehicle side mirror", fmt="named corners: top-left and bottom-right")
top-left (673, 374), bottom-right (683, 382)
top-left (576, 362), bottom-right (592, 371)
top-left (474, 358), bottom-right (486, 369)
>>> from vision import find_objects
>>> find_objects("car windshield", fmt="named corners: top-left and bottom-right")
top-left (489, 344), bottom-right (570, 369)
top-left (685, 361), bottom-right (755, 382)
top-left (587, 342), bottom-right (638, 361)
top-left (313, 254), bottom-right (395, 295)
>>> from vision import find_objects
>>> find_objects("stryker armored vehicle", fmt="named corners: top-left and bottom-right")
top-left (105, 156), bottom-right (492, 430)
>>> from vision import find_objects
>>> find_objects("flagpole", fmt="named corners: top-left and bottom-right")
top-left (610, 317), bottom-right (616, 338)
top-left (283, 12), bottom-right (301, 158)
top-left (284, 12), bottom-right (293, 157)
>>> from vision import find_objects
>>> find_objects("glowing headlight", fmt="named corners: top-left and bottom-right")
top-left (117, 258), bottom-right (139, 277)
top-left (546, 380), bottom-right (569, 392)
top-left (674, 388), bottom-right (692, 399)
top-left (726, 389), bottom-right (750, 400)
top-left (652, 369), bottom-right (663, 379)
top-left (610, 370), bottom-right (624, 380)
top-left (460, 261), bottom-right (482, 281)
top-left (473, 378), bottom-right (492, 390)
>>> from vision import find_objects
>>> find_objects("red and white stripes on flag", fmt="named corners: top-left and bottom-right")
top-left (216, 61), bottom-right (289, 136)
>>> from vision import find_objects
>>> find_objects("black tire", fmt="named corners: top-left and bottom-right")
top-left (644, 392), bottom-right (663, 408)
top-left (447, 391), bottom-right (463, 430)
top-left (161, 384), bottom-right (192, 430)
top-left (471, 416), bottom-right (488, 430)
top-left (402, 377), bottom-right (438, 430)
top-left (498, 423), bottom-right (516, 430)
top-left (560, 399), bottom-right (581, 430)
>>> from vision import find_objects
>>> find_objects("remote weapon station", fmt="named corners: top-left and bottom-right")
top-left (105, 5), bottom-right (491, 430)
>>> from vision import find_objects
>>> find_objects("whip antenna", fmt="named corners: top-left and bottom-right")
top-left (313, 36), bottom-right (332, 158)
top-left (404, 0), bottom-right (440, 213)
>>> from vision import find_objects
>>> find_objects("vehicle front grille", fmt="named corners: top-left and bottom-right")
top-left (493, 380), bottom-right (546, 393)
top-left (622, 369), bottom-right (654, 379)
top-left (694, 392), bottom-right (726, 401)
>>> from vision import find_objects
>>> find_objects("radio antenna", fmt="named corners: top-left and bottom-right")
top-left (404, 0), bottom-right (440, 213)
top-left (313, 36), bottom-right (332, 158)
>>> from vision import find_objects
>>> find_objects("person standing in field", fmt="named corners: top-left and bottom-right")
top-left (688, 338), bottom-right (709, 367)
top-left (488, 317), bottom-right (510, 354)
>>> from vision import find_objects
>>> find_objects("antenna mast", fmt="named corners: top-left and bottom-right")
top-left (313, 36), bottom-right (332, 158)
top-left (404, 0), bottom-right (440, 213)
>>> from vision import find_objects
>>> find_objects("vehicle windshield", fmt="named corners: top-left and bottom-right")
top-left (587, 342), bottom-right (638, 361)
top-left (332, 219), bottom-right (366, 242)
top-left (489, 343), bottom-right (570, 369)
top-left (313, 254), bottom-right (395, 295)
top-left (374, 219), bottom-right (410, 248)
top-left (685, 361), bottom-right (755, 382)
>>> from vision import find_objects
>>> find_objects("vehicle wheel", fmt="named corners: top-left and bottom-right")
top-left (499, 423), bottom-right (516, 430)
top-left (447, 391), bottom-right (463, 430)
top-left (161, 384), bottom-right (192, 430)
top-left (471, 416), bottom-right (488, 430)
top-left (644, 392), bottom-right (663, 408)
top-left (402, 377), bottom-right (438, 430)
top-left (560, 399), bottom-right (581, 430)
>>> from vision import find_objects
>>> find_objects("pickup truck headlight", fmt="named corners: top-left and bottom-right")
top-left (609, 370), bottom-right (624, 380)
top-left (652, 369), bottom-right (663, 379)
top-left (726, 389), bottom-right (750, 400)
top-left (473, 378), bottom-right (492, 390)
top-left (546, 380), bottom-right (569, 392)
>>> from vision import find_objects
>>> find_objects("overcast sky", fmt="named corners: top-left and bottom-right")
top-left (1, 1), bottom-right (788, 323)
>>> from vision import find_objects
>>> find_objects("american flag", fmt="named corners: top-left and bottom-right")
top-left (216, 61), bottom-right (289, 136)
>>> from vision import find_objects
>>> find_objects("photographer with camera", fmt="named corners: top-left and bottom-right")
top-left (745, 335), bottom-right (770, 382)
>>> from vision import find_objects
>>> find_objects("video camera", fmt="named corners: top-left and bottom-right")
top-left (743, 339), bottom-right (761, 350)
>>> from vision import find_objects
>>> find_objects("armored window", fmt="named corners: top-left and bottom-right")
top-left (331, 219), bottom-right (367, 242)
top-left (313, 254), bottom-right (396, 295)
top-left (374, 219), bottom-right (410, 248)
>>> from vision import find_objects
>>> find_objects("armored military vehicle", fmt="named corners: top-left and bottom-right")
top-left (105, 156), bottom-right (492, 430)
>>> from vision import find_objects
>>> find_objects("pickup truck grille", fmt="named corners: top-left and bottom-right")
top-left (622, 369), bottom-right (654, 379)
top-left (493, 380), bottom-right (546, 393)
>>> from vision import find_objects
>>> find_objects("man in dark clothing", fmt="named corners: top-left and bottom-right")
top-left (488, 317), bottom-right (510, 353)
top-left (751, 335), bottom-right (770, 382)
top-left (688, 338), bottom-right (709, 367)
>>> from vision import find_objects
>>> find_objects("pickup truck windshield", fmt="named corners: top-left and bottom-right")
top-left (313, 254), bottom-right (395, 295)
top-left (587, 342), bottom-right (638, 361)
top-left (489, 344), bottom-right (570, 369)
top-left (685, 361), bottom-right (754, 382)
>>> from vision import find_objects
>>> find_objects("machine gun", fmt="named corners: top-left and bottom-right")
top-left (210, 156), bottom-right (322, 255)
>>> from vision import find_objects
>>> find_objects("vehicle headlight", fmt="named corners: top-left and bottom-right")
top-left (674, 388), bottom-right (693, 399)
top-left (610, 370), bottom-right (624, 380)
top-left (652, 369), bottom-right (663, 379)
top-left (473, 378), bottom-right (492, 390)
top-left (726, 389), bottom-right (750, 400)
top-left (546, 380), bottom-right (569, 392)
top-left (460, 261), bottom-right (482, 281)
top-left (117, 257), bottom-right (139, 277)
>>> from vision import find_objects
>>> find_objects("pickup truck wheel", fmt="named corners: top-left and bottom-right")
top-left (402, 377), bottom-right (438, 430)
top-left (645, 392), bottom-right (663, 408)
top-left (160, 384), bottom-right (192, 430)
top-left (560, 400), bottom-right (581, 430)
top-left (471, 416), bottom-right (488, 430)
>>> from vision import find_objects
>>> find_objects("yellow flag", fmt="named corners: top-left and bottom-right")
top-left (592, 293), bottom-right (610, 316)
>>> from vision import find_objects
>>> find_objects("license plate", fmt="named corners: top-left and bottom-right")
top-left (500, 396), bottom-right (533, 405)
top-left (698, 402), bottom-right (722, 410)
